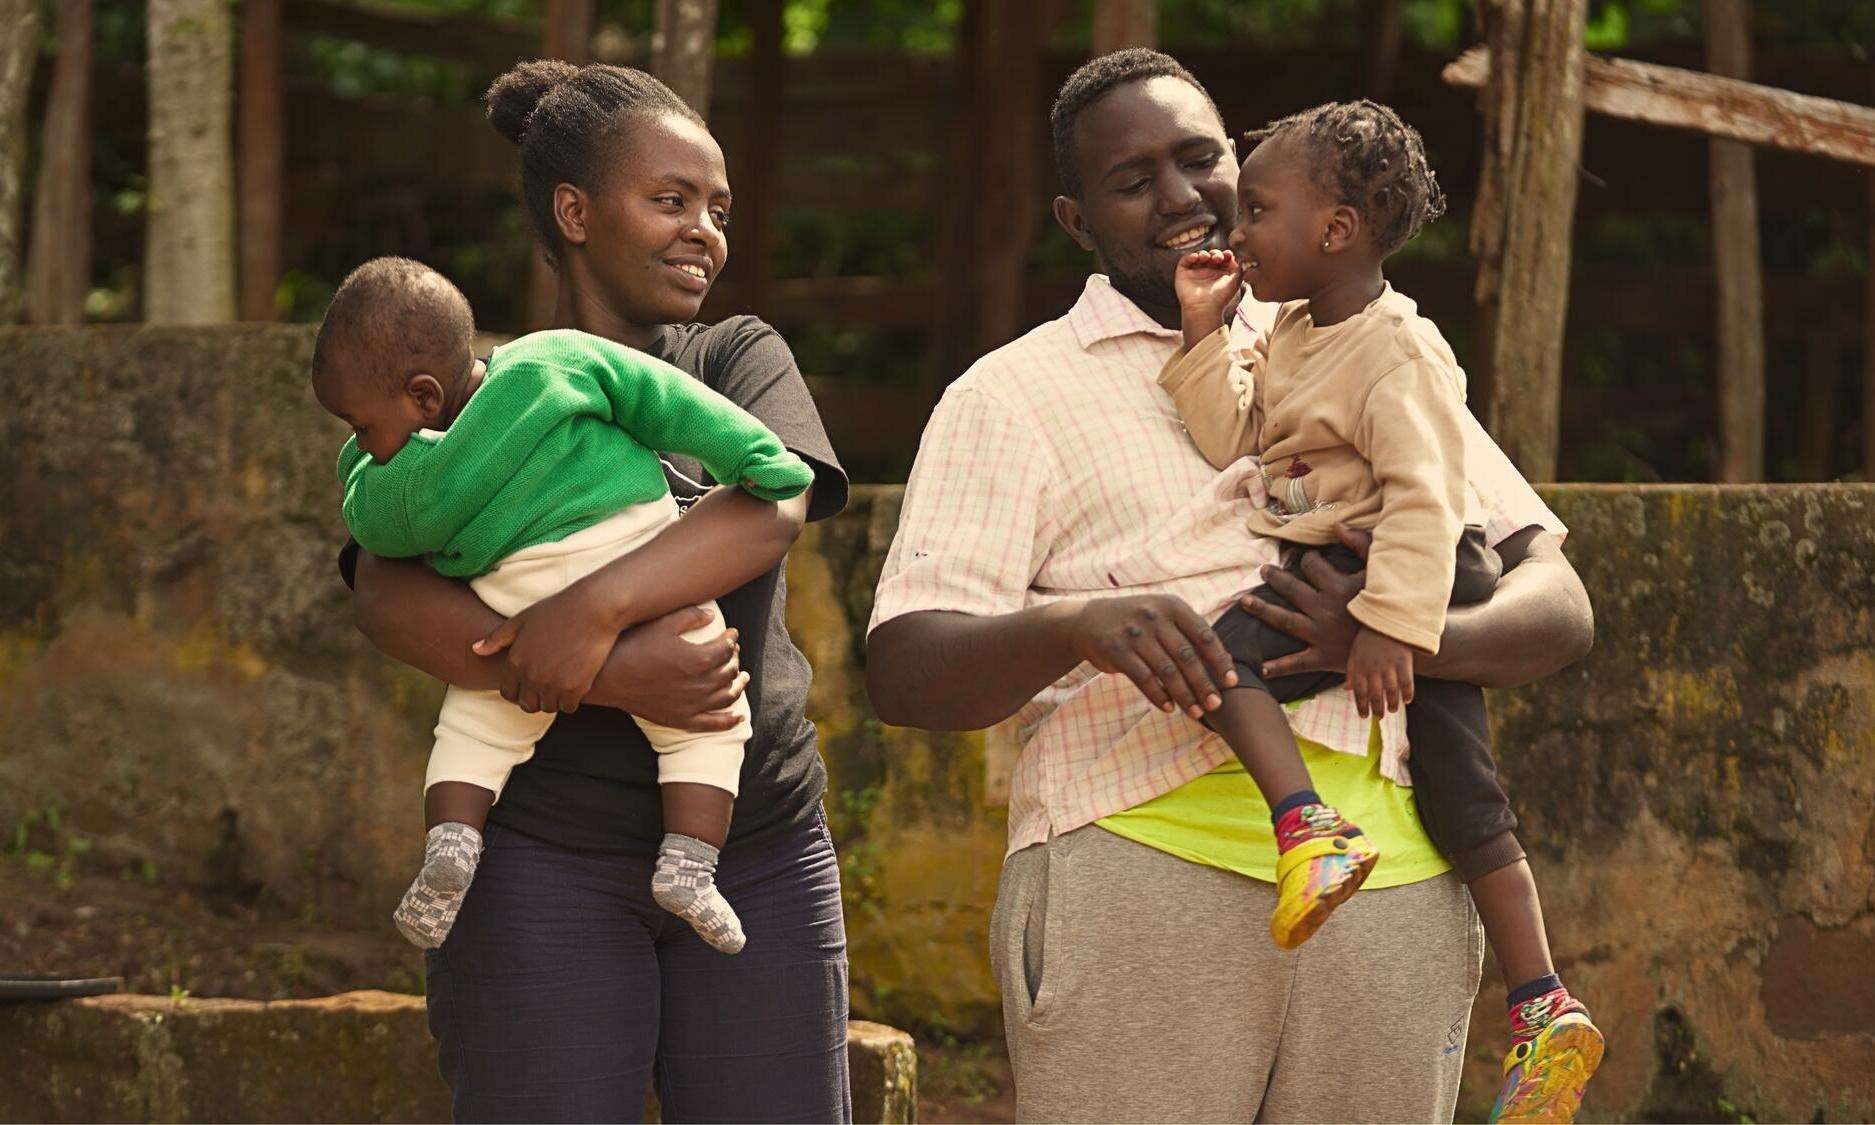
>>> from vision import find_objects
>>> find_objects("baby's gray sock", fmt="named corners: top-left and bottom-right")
top-left (392, 822), bottom-right (482, 949)
top-left (651, 833), bottom-right (745, 954)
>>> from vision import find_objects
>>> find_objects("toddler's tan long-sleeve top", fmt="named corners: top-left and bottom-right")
top-left (1158, 285), bottom-right (1482, 654)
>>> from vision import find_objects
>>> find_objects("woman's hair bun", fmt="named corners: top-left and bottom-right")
top-left (486, 59), bottom-right (580, 146)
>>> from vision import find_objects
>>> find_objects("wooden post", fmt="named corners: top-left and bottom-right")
top-left (1705, 0), bottom-right (1764, 482)
top-left (147, 0), bottom-right (237, 323)
top-left (653, 0), bottom-right (717, 120)
top-left (1468, 0), bottom-right (1588, 482)
top-left (735, 0), bottom-right (783, 315)
top-left (1091, 0), bottom-right (1157, 55)
top-left (27, 0), bottom-right (93, 325)
top-left (1799, 334), bottom-right (1837, 482)
top-left (238, 0), bottom-right (283, 322)
top-left (521, 0), bottom-right (593, 331)
top-left (1362, 0), bottom-right (1406, 100)
top-left (0, 0), bottom-right (40, 323)
top-left (971, 0), bottom-right (1044, 356)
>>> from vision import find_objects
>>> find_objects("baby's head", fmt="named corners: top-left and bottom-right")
top-left (311, 257), bottom-right (476, 463)
top-left (1228, 100), bottom-right (1446, 304)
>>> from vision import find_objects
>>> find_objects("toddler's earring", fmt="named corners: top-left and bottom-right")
top-left (1320, 234), bottom-right (1330, 251)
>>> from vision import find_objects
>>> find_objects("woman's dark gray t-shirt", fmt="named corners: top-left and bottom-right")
top-left (341, 315), bottom-right (847, 856)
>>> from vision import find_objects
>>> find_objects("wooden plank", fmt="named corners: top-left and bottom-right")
top-left (1469, 0), bottom-right (1589, 483)
top-left (1091, 0), bottom-right (1157, 55)
top-left (1705, 0), bottom-right (1764, 482)
top-left (1866, 52), bottom-right (1875, 480)
top-left (24, 0), bottom-right (89, 325)
top-left (147, 0), bottom-right (237, 323)
top-left (1444, 43), bottom-right (1875, 169)
top-left (1362, 0), bottom-right (1406, 99)
top-left (239, 0), bottom-right (284, 322)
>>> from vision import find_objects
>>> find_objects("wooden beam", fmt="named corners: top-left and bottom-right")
top-left (1091, 0), bottom-right (1157, 55)
top-left (1705, 0), bottom-right (1764, 482)
top-left (1444, 43), bottom-right (1875, 169)
top-left (27, 0), bottom-right (93, 326)
top-left (653, 0), bottom-right (716, 120)
top-left (1468, 0), bottom-right (1588, 483)
top-left (238, 0), bottom-right (284, 322)
top-left (0, 0), bottom-right (38, 323)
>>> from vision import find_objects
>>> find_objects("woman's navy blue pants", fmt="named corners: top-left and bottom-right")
top-left (424, 812), bottom-right (851, 1123)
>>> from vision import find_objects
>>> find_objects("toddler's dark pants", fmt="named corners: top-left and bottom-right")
top-left (1210, 528), bottom-right (1525, 880)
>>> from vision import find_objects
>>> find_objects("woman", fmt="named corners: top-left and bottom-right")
top-left (341, 60), bottom-right (851, 1122)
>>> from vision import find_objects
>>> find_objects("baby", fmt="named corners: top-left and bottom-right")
top-left (1160, 102), bottom-right (1602, 1123)
top-left (310, 257), bottom-right (813, 955)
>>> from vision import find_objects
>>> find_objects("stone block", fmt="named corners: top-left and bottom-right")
top-left (0, 992), bottom-right (916, 1123)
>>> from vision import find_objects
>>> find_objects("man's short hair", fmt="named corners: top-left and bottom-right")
top-left (311, 257), bottom-right (475, 393)
top-left (1050, 48), bottom-right (1222, 197)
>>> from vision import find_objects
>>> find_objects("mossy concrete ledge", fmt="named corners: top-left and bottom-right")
top-left (0, 991), bottom-right (916, 1123)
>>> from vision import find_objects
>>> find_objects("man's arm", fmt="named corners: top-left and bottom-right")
top-left (866, 596), bottom-right (1238, 732)
top-left (1243, 525), bottom-right (1593, 690)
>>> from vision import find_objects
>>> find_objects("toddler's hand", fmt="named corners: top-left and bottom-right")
top-left (1174, 249), bottom-right (1242, 348)
top-left (1346, 626), bottom-right (1414, 719)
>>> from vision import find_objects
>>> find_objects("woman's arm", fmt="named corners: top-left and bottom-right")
top-left (352, 551), bottom-right (746, 728)
top-left (467, 485), bottom-right (810, 713)
top-left (1241, 524), bottom-right (1594, 690)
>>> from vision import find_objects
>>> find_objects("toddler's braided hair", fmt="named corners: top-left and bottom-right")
top-left (1245, 100), bottom-right (1446, 254)
top-left (486, 59), bottom-right (704, 266)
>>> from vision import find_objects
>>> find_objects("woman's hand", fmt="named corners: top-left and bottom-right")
top-left (1237, 523), bottom-right (1372, 678)
top-left (585, 607), bottom-right (746, 730)
top-left (472, 583), bottom-right (620, 714)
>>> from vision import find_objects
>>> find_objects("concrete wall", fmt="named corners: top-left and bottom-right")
top-left (3, 328), bottom-right (1872, 1121)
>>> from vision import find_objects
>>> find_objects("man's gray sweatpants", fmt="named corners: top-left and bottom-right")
top-left (990, 824), bottom-right (1484, 1123)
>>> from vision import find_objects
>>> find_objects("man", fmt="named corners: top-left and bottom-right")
top-left (866, 50), bottom-right (1594, 1122)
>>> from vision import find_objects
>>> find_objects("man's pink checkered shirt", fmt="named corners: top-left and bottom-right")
top-left (869, 275), bottom-right (1565, 857)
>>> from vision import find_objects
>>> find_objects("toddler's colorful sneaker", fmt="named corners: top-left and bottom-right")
top-left (1489, 992), bottom-right (1604, 1123)
top-left (1269, 804), bottom-right (1378, 949)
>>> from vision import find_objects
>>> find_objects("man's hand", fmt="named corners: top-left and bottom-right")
top-left (585, 607), bottom-right (746, 731)
top-left (1174, 248), bottom-right (1243, 349)
top-left (471, 583), bottom-right (619, 714)
top-left (1346, 626), bottom-right (1413, 717)
top-left (1237, 524), bottom-right (1372, 678)
top-left (1056, 595), bottom-right (1238, 718)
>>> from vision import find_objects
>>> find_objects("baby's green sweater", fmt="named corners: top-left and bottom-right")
top-left (337, 328), bottom-right (814, 578)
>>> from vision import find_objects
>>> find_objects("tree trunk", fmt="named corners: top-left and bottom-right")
top-left (1706, 0), bottom-right (1763, 482)
top-left (653, 0), bottom-right (716, 120)
top-left (146, 0), bottom-right (236, 323)
top-left (1864, 53), bottom-right (1875, 481)
top-left (1469, 0), bottom-right (1588, 483)
top-left (524, 0), bottom-right (593, 330)
top-left (0, 0), bottom-right (39, 324)
top-left (238, 0), bottom-right (283, 322)
top-left (26, 0), bottom-right (91, 326)
top-left (1091, 0), bottom-right (1157, 55)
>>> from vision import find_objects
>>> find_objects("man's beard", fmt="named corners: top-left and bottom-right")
top-left (1090, 236), bottom-right (1178, 318)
